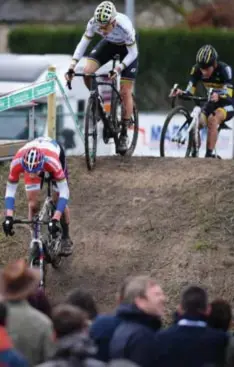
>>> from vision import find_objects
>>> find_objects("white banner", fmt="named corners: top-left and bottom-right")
top-left (134, 113), bottom-right (234, 159)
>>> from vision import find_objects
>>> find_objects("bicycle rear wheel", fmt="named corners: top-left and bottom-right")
top-left (85, 97), bottom-right (98, 170)
top-left (112, 94), bottom-right (139, 156)
top-left (160, 105), bottom-right (192, 157)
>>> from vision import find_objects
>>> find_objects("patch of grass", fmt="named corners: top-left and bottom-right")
top-left (192, 240), bottom-right (210, 252)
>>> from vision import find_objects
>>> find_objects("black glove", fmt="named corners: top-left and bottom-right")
top-left (108, 69), bottom-right (118, 80)
top-left (65, 68), bottom-right (75, 90)
top-left (48, 219), bottom-right (60, 238)
top-left (66, 68), bottom-right (75, 78)
top-left (2, 216), bottom-right (14, 236)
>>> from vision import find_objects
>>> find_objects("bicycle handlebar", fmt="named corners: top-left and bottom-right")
top-left (66, 72), bottom-right (112, 90)
top-left (13, 219), bottom-right (50, 225)
top-left (74, 72), bottom-right (109, 78)
top-left (177, 93), bottom-right (208, 102)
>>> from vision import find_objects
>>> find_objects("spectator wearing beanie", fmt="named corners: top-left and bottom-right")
top-left (0, 300), bottom-right (28, 367)
top-left (37, 304), bottom-right (105, 367)
top-left (109, 275), bottom-right (164, 367)
top-left (90, 276), bottom-right (134, 362)
top-left (154, 286), bottom-right (229, 367)
top-left (1, 259), bottom-right (55, 366)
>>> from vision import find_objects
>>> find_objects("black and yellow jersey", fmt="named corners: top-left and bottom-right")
top-left (185, 61), bottom-right (234, 103)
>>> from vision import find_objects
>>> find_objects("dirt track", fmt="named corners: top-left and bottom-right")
top-left (1, 156), bottom-right (234, 318)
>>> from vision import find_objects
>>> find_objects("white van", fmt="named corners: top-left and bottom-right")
top-left (0, 53), bottom-right (117, 156)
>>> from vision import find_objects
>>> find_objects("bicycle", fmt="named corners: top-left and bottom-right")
top-left (67, 55), bottom-right (139, 170)
top-left (12, 173), bottom-right (62, 289)
top-left (160, 83), bottom-right (231, 158)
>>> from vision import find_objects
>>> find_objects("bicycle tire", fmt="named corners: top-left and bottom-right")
top-left (85, 97), bottom-right (97, 171)
top-left (46, 201), bottom-right (62, 269)
top-left (160, 105), bottom-right (191, 157)
top-left (185, 130), bottom-right (194, 157)
top-left (28, 247), bottom-right (47, 289)
top-left (112, 94), bottom-right (139, 156)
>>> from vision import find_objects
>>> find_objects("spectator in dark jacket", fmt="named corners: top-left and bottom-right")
top-left (36, 304), bottom-right (105, 367)
top-left (0, 300), bottom-right (28, 367)
top-left (208, 298), bottom-right (232, 331)
top-left (90, 276), bottom-right (134, 362)
top-left (154, 285), bottom-right (229, 367)
top-left (109, 275), bottom-right (165, 367)
top-left (208, 299), bottom-right (234, 367)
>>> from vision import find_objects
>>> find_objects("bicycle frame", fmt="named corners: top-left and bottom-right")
top-left (169, 84), bottom-right (208, 149)
top-left (14, 178), bottom-right (54, 288)
top-left (171, 105), bottom-right (201, 146)
top-left (67, 55), bottom-right (122, 128)
top-left (75, 73), bottom-right (121, 125)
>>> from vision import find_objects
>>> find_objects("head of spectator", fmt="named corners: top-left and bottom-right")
top-left (52, 303), bottom-right (88, 339)
top-left (123, 275), bottom-right (165, 317)
top-left (0, 258), bottom-right (40, 301)
top-left (116, 275), bottom-right (134, 304)
top-left (65, 288), bottom-right (98, 322)
top-left (39, 304), bottom-right (106, 367)
top-left (208, 298), bottom-right (232, 331)
top-left (28, 288), bottom-right (52, 318)
top-left (178, 285), bottom-right (210, 318)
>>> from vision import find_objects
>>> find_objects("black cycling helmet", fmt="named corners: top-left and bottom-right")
top-left (196, 44), bottom-right (218, 68)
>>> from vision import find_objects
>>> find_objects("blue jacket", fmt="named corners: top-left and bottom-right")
top-left (0, 326), bottom-right (28, 367)
top-left (109, 304), bottom-right (162, 367)
top-left (154, 315), bottom-right (229, 367)
top-left (90, 313), bottom-right (122, 362)
top-left (0, 350), bottom-right (28, 367)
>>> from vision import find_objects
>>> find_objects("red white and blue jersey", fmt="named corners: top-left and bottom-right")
top-left (5, 137), bottom-right (69, 213)
top-left (8, 137), bottom-right (65, 183)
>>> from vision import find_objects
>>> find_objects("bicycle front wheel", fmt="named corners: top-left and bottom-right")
top-left (85, 97), bottom-right (98, 170)
top-left (160, 105), bottom-right (192, 157)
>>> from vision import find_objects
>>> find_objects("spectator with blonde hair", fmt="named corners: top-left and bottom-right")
top-left (109, 275), bottom-right (165, 367)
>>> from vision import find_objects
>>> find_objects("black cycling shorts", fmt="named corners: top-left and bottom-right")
top-left (202, 100), bottom-right (234, 122)
top-left (87, 39), bottom-right (138, 81)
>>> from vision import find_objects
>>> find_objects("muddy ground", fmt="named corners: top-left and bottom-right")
top-left (1, 156), bottom-right (234, 319)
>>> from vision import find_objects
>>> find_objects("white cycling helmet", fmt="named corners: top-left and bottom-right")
top-left (22, 146), bottom-right (45, 173)
top-left (94, 1), bottom-right (117, 25)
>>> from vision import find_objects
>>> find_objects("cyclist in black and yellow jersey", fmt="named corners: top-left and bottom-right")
top-left (174, 44), bottom-right (234, 158)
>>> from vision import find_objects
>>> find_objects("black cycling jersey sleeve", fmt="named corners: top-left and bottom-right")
top-left (185, 65), bottom-right (200, 95)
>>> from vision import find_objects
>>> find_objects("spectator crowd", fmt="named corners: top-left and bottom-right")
top-left (0, 258), bottom-right (234, 367)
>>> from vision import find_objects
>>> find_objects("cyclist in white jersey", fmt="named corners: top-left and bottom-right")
top-left (65, 1), bottom-right (138, 152)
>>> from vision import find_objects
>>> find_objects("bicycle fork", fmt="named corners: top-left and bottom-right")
top-left (171, 106), bottom-right (201, 148)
